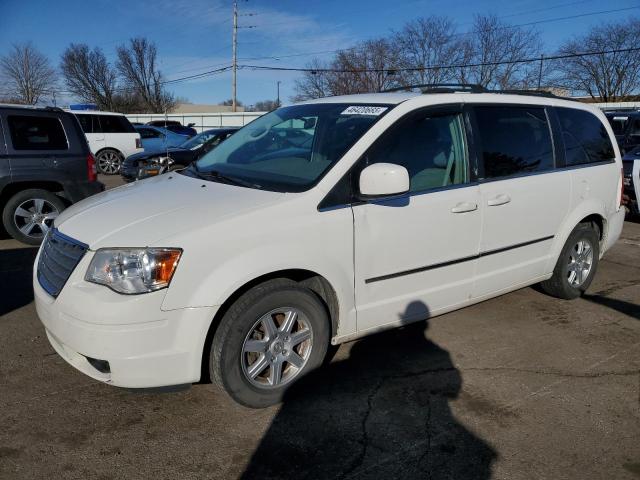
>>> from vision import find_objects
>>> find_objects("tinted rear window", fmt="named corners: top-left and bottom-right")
top-left (557, 108), bottom-right (614, 166)
top-left (98, 115), bottom-right (136, 133)
top-left (474, 106), bottom-right (554, 179)
top-left (7, 115), bottom-right (68, 150)
top-left (76, 114), bottom-right (96, 133)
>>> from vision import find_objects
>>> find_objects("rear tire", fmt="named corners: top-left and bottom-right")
top-left (2, 189), bottom-right (65, 245)
top-left (540, 222), bottom-right (600, 299)
top-left (96, 149), bottom-right (123, 175)
top-left (209, 279), bottom-right (330, 408)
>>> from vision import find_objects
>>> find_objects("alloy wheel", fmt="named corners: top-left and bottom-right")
top-left (13, 198), bottom-right (59, 240)
top-left (241, 307), bottom-right (313, 389)
top-left (567, 239), bottom-right (594, 287)
top-left (98, 151), bottom-right (122, 174)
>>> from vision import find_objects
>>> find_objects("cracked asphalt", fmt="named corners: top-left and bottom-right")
top-left (0, 176), bottom-right (639, 479)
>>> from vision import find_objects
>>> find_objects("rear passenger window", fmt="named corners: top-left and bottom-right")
top-left (364, 112), bottom-right (468, 193)
top-left (7, 115), bottom-right (68, 150)
top-left (98, 115), bottom-right (136, 134)
top-left (76, 115), bottom-right (94, 133)
top-left (474, 106), bottom-right (553, 179)
top-left (556, 108), bottom-right (614, 165)
top-left (138, 128), bottom-right (162, 139)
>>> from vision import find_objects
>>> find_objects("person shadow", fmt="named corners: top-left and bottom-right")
top-left (240, 301), bottom-right (497, 480)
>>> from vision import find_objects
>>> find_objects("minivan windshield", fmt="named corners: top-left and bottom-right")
top-left (192, 103), bottom-right (390, 192)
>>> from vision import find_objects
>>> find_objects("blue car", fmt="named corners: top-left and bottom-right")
top-left (146, 120), bottom-right (197, 137)
top-left (134, 125), bottom-right (190, 152)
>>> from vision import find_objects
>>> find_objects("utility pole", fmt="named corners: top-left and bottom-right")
top-left (537, 54), bottom-right (544, 90)
top-left (232, 0), bottom-right (238, 112)
top-left (276, 81), bottom-right (281, 107)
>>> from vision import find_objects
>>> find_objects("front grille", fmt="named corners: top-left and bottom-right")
top-left (37, 228), bottom-right (88, 298)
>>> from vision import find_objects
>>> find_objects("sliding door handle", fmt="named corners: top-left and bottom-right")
top-left (487, 194), bottom-right (511, 206)
top-left (450, 202), bottom-right (478, 213)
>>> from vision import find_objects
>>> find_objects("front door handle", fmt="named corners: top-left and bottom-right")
top-left (451, 201), bottom-right (478, 213)
top-left (487, 194), bottom-right (511, 206)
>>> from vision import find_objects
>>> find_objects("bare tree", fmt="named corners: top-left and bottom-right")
top-left (116, 38), bottom-right (175, 112)
top-left (457, 15), bottom-right (543, 89)
top-left (292, 58), bottom-right (333, 101)
top-left (392, 16), bottom-right (464, 86)
top-left (293, 38), bottom-right (400, 100)
top-left (0, 42), bottom-right (57, 104)
top-left (248, 100), bottom-right (279, 112)
top-left (219, 98), bottom-right (244, 107)
top-left (61, 44), bottom-right (118, 110)
top-left (555, 19), bottom-right (640, 101)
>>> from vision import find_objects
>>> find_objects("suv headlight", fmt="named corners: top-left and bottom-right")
top-left (85, 248), bottom-right (182, 294)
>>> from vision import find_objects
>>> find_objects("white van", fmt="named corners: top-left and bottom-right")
top-left (71, 110), bottom-right (142, 174)
top-left (38, 88), bottom-right (625, 407)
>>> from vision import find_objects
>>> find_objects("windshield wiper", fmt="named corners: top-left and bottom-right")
top-left (191, 164), bottom-right (263, 189)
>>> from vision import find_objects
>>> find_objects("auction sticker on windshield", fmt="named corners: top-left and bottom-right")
top-left (341, 106), bottom-right (388, 116)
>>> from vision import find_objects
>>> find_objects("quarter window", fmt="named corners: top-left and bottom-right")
top-left (138, 128), bottom-right (162, 139)
top-left (98, 115), bottom-right (136, 133)
top-left (363, 112), bottom-right (469, 193)
top-left (556, 108), bottom-right (615, 165)
top-left (76, 114), bottom-right (94, 133)
top-left (474, 106), bottom-right (554, 179)
top-left (7, 115), bottom-right (68, 150)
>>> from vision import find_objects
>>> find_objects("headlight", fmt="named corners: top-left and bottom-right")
top-left (85, 248), bottom-right (182, 294)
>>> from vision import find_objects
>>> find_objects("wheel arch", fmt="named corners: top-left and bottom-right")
top-left (0, 181), bottom-right (66, 208)
top-left (95, 147), bottom-right (124, 159)
top-left (198, 269), bottom-right (339, 383)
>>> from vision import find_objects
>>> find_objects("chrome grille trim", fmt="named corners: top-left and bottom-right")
top-left (37, 228), bottom-right (88, 298)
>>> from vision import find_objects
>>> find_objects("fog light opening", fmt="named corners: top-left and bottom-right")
top-left (86, 356), bottom-right (111, 374)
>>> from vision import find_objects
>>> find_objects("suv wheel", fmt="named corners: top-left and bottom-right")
top-left (2, 189), bottom-right (65, 245)
top-left (210, 279), bottom-right (330, 408)
top-left (96, 149), bottom-right (123, 175)
top-left (540, 222), bottom-right (600, 299)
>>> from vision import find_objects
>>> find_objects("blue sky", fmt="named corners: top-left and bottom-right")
top-left (1, 0), bottom-right (639, 107)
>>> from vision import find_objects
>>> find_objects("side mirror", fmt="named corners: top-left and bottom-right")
top-left (359, 163), bottom-right (410, 199)
top-left (187, 123), bottom-right (195, 127)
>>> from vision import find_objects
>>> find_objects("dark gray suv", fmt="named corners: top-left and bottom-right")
top-left (0, 105), bottom-right (104, 244)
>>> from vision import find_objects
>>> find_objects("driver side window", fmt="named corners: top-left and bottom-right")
top-left (363, 111), bottom-right (469, 193)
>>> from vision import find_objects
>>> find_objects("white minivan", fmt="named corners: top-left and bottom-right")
top-left (37, 88), bottom-right (625, 407)
top-left (71, 110), bottom-right (143, 175)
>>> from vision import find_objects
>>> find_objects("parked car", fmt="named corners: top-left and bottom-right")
top-left (0, 105), bottom-right (103, 244)
top-left (622, 146), bottom-right (640, 216)
top-left (604, 111), bottom-right (640, 154)
top-left (146, 120), bottom-right (197, 137)
top-left (71, 110), bottom-right (142, 175)
top-left (134, 125), bottom-right (191, 152)
top-left (34, 88), bottom-right (625, 407)
top-left (121, 128), bottom-right (239, 182)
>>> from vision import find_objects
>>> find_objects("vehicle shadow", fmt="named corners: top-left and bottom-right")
top-left (241, 302), bottom-right (497, 480)
top-left (0, 247), bottom-right (37, 316)
top-left (583, 294), bottom-right (640, 320)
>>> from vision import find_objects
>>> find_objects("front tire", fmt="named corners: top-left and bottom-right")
top-left (96, 149), bottom-right (123, 175)
top-left (2, 189), bottom-right (65, 245)
top-left (541, 223), bottom-right (600, 299)
top-left (210, 279), bottom-right (330, 408)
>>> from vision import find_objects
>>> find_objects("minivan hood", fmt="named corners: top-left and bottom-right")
top-left (55, 173), bottom-right (287, 248)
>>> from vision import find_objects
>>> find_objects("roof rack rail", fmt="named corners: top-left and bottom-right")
top-left (384, 83), bottom-right (487, 94)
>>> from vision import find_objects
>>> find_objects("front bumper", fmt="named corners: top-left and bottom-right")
top-left (33, 249), bottom-right (218, 388)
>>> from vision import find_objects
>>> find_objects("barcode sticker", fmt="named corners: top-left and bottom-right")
top-left (341, 106), bottom-right (388, 116)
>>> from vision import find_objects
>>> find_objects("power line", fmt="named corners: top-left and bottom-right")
top-left (159, 4), bottom-right (640, 80)
top-left (239, 47), bottom-right (640, 74)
